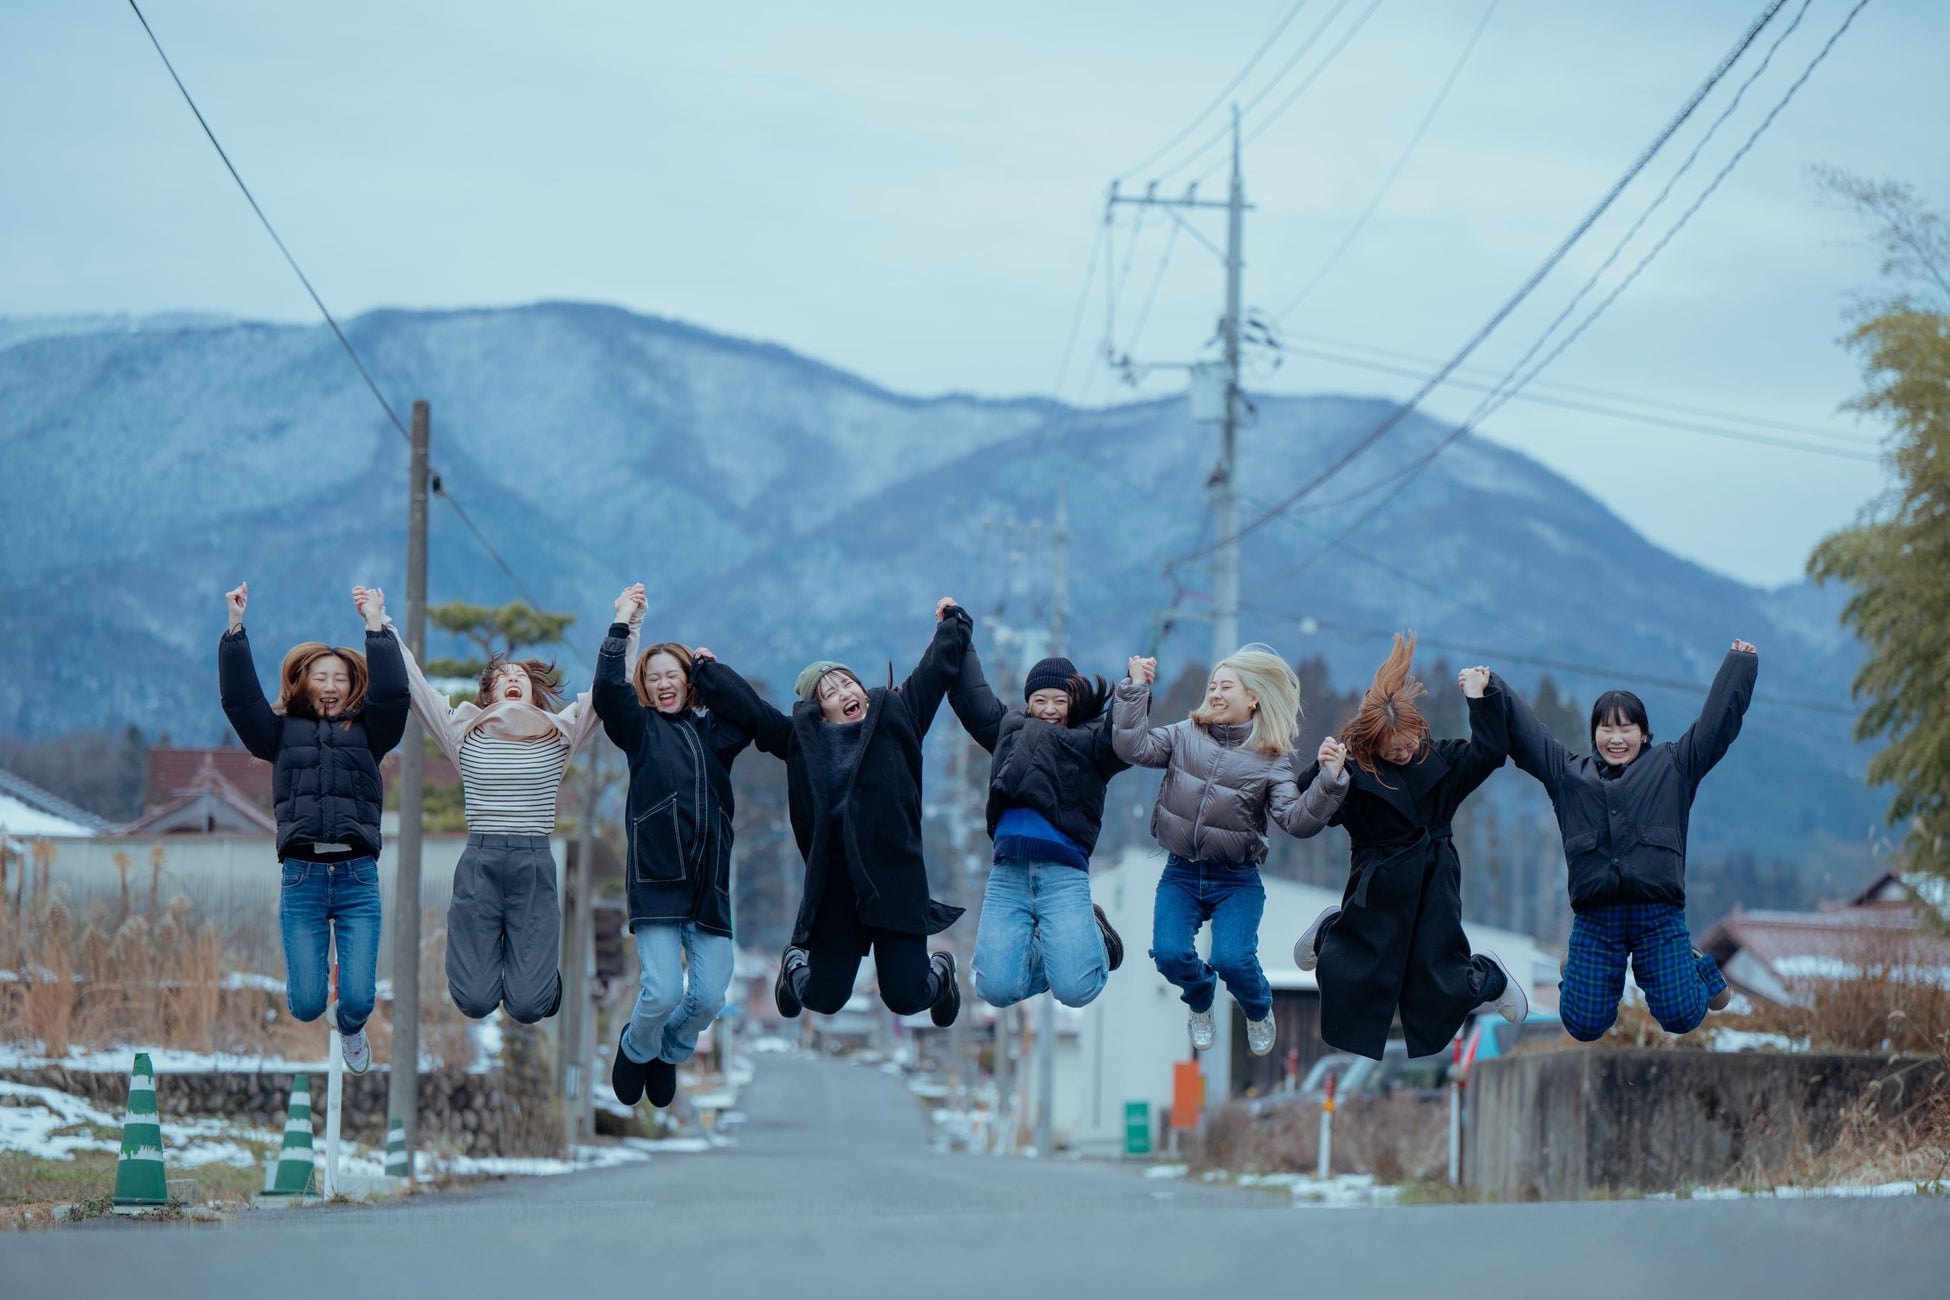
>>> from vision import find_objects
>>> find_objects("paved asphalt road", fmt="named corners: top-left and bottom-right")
top-left (5, 1051), bottom-right (1948, 1298)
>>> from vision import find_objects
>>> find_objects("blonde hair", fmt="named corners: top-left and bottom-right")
top-left (1189, 645), bottom-right (1302, 756)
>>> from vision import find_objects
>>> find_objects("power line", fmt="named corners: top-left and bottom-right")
top-left (1213, 0), bottom-right (1390, 176)
top-left (1122, 219), bottom-right (1183, 360)
top-left (1116, 0), bottom-right (1313, 182)
top-left (124, 0), bottom-right (574, 647)
top-left (1165, 0), bottom-right (1792, 570)
top-left (1275, 0), bottom-right (1500, 317)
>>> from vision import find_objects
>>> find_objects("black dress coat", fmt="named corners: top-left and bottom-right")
top-left (947, 643), bottom-right (1130, 857)
top-left (594, 623), bottom-right (752, 936)
top-left (218, 626), bottom-right (410, 863)
top-left (1298, 678), bottom-right (1510, 1060)
top-left (692, 609), bottom-right (972, 947)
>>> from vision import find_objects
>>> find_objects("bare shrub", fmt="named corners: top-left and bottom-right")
top-left (1189, 1092), bottom-right (1449, 1182)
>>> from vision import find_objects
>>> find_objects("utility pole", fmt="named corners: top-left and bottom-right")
top-left (1033, 481), bottom-right (1069, 1158)
top-left (1109, 106), bottom-right (1250, 1108)
top-left (387, 399), bottom-right (430, 1167)
top-left (562, 750), bottom-right (599, 1149)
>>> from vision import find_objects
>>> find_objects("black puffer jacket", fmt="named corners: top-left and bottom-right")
top-left (693, 609), bottom-right (971, 945)
top-left (595, 624), bottom-right (751, 936)
top-left (1505, 649), bottom-right (1757, 912)
top-left (948, 643), bottom-right (1129, 860)
top-left (218, 626), bottom-right (410, 862)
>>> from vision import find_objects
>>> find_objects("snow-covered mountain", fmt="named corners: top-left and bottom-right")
top-left (0, 302), bottom-right (1883, 865)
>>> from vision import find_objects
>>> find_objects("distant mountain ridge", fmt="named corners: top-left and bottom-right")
top-left (0, 302), bottom-right (1882, 870)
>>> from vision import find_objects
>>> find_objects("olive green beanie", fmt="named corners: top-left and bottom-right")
top-left (794, 660), bottom-right (862, 702)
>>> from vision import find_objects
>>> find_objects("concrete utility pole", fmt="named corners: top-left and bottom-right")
top-left (1033, 482), bottom-right (1070, 1157)
top-left (387, 399), bottom-right (431, 1165)
top-left (1109, 107), bottom-right (1251, 1106)
top-left (562, 751), bottom-right (599, 1149)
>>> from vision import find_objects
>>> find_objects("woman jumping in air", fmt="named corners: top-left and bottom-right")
top-left (387, 587), bottom-right (634, 1028)
top-left (948, 633), bottom-right (1131, 1011)
top-left (595, 583), bottom-right (752, 1110)
top-left (1291, 636), bottom-right (1527, 1061)
top-left (691, 600), bottom-right (971, 1029)
top-left (218, 582), bottom-right (408, 1075)
top-left (1112, 646), bottom-right (1347, 1056)
top-left (1503, 640), bottom-right (1756, 1041)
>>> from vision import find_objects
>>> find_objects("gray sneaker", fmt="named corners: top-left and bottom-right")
top-left (1293, 906), bottom-right (1338, 972)
top-left (341, 1028), bottom-right (371, 1075)
top-left (1479, 952), bottom-right (1528, 1025)
top-left (1245, 1013), bottom-right (1277, 1057)
top-left (1188, 1007), bottom-right (1216, 1051)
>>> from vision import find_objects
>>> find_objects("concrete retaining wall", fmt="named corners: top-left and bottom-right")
top-left (1465, 1047), bottom-right (1942, 1200)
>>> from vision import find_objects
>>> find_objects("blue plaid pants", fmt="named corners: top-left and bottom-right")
top-left (1560, 902), bottom-right (1727, 1041)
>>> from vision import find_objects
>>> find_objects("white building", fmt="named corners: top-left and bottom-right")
top-left (1053, 845), bottom-right (1544, 1156)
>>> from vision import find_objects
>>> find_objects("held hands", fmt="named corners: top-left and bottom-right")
top-left (1126, 655), bottom-right (1157, 686)
top-left (614, 584), bottom-right (646, 626)
top-left (692, 646), bottom-right (716, 664)
top-left (934, 596), bottom-right (959, 623)
top-left (352, 585), bottom-right (386, 632)
top-left (1318, 736), bottom-right (1349, 779)
top-left (1457, 666), bottom-right (1491, 699)
top-left (1731, 639), bottom-right (1757, 655)
top-left (225, 582), bottom-right (248, 632)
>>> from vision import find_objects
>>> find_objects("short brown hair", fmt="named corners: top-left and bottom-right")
top-left (633, 642), bottom-right (695, 710)
top-left (477, 653), bottom-right (566, 712)
top-left (1341, 632), bottom-right (1430, 777)
top-left (276, 642), bottom-right (370, 726)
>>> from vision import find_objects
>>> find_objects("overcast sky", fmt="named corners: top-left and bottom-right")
top-left (4, 0), bottom-right (1941, 589)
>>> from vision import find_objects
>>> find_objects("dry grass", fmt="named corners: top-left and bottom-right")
top-left (1190, 1093), bottom-right (1450, 1182)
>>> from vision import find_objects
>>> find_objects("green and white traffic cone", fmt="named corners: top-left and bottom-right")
top-left (111, 1052), bottom-right (169, 1213)
top-left (383, 1117), bottom-right (408, 1181)
top-left (261, 1074), bottom-right (317, 1198)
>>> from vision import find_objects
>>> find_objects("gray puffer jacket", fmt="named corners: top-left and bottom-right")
top-left (1112, 681), bottom-right (1348, 867)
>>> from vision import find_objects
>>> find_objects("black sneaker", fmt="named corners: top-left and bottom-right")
top-left (1094, 904), bottom-right (1124, 972)
top-left (775, 946), bottom-right (807, 1019)
top-left (929, 951), bottom-right (961, 1028)
top-left (610, 1026), bottom-right (647, 1107)
top-left (645, 1057), bottom-right (678, 1109)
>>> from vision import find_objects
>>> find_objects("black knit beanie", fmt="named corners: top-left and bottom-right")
top-left (1023, 657), bottom-right (1078, 700)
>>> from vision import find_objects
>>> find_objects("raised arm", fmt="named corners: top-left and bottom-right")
top-left (947, 637), bottom-right (1007, 754)
top-left (594, 621), bottom-right (649, 755)
top-left (1501, 679), bottom-right (1573, 799)
top-left (894, 599), bottom-right (974, 738)
top-left (1674, 642), bottom-right (1758, 789)
top-left (692, 656), bottom-right (791, 760)
top-left (1444, 667), bottom-right (1510, 799)
top-left (1270, 742), bottom-right (1351, 839)
top-left (1110, 657), bottom-right (1176, 768)
top-left (560, 600), bottom-right (640, 758)
top-left (353, 588), bottom-right (410, 758)
top-left (385, 613), bottom-right (465, 763)
top-left (217, 582), bottom-right (280, 761)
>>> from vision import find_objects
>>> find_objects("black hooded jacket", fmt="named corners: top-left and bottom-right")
top-left (692, 608), bottom-right (972, 945)
top-left (218, 626), bottom-right (410, 863)
top-left (594, 624), bottom-right (752, 936)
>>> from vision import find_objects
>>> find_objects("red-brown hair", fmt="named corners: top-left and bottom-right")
top-left (633, 642), bottom-right (696, 711)
top-left (477, 653), bottom-right (566, 712)
top-left (1340, 632), bottom-right (1430, 777)
top-left (275, 642), bottom-right (370, 726)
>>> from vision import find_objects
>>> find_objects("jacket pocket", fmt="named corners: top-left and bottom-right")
top-left (1634, 824), bottom-right (1686, 897)
top-left (714, 811), bottom-right (735, 899)
top-left (1563, 830), bottom-right (1601, 859)
top-left (1640, 825), bottom-right (1683, 852)
top-left (631, 792), bottom-right (685, 884)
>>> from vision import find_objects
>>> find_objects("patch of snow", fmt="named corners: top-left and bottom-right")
top-left (1285, 1173), bottom-right (1401, 1208)
top-left (1142, 1163), bottom-right (1188, 1180)
top-left (1708, 1029), bottom-right (1803, 1053)
top-left (1652, 1182), bottom-right (1927, 1201)
top-left (746, 1035), bottom-right (796, 1054)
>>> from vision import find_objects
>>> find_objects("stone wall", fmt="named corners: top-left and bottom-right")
top-left (0, 1066), bottom-right (554, 1159)
top-left (1465, 1047), bottom-right (1943, 1200)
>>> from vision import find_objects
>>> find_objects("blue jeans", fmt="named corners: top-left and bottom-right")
top-left (279, 857), bottom-right (383, 1036)
top-left (1561, 902), bottom-right (1728, 1041)
top-left (973, 859), bottom-right (1108, 1009)
top-left (622, 922), bottom-right (735, 1066)
top-left (1150, 854), bottom-right (1270, 1021)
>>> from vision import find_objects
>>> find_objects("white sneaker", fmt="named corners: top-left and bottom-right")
top-left (341, 1029), bottom-right (371, 1075)
top-left (1188, 1008), bottom-right (1216, 1051)
top-left (1479, 953), bottom-right (1528, 1025)
top-left (1293, 906), bottom-right (1339, 972)
top-left (1246, 1014), bottom-right (1277, 1057)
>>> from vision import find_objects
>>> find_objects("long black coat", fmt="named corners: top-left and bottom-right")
top-left (219, 626), bottom-right (410, 863)
top-left (594, 623), bottom-right (751, 936)
top-left (1300, 679), bottom-right (1510, 1059)
top-left (692, 610), bottom-right (971, 946)
top-left (948, 644), bottom-right (1129, 857)
top-left (1505, 649), bottom-right (1755, 912)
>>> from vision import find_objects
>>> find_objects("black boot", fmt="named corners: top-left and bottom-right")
top-left (775, 946), bottom-right (808, 1019)
top-left (610, 1025), bottom-right (647, 1107)
top-left (1094, 903), bottom-right (1124, 972)
top-left (645, 1057), bottom-right (678, 1109)
top-left (929, 951), bottom-right (961, 1028)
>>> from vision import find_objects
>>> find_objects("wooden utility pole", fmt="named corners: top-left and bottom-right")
top-left (387, 400), bottom-right (431, 1166)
